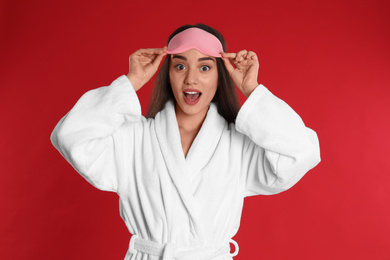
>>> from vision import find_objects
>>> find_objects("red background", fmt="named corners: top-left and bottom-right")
top-left (1, 0), bottom-right (389, 259)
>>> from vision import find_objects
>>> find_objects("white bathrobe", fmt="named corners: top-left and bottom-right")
top-left (51, 75), bottom-right (320, 260)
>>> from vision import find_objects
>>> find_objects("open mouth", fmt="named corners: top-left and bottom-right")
top-left (183, 91), bottom-right (202, 102)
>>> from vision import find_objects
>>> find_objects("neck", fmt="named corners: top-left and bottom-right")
top-left (175, 104), bottom-right (209, 133)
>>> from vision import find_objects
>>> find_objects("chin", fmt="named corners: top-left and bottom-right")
top-left (176, 100), bottom-right (210, 117)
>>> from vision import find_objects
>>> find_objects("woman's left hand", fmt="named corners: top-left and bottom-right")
top-left (221, 50), bottom-right (259, 98)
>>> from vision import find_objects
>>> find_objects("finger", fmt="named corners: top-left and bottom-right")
top-left (134, 49), bottom-right (166, 64)
top-left (139, 48), bottom-right (166, 55)
top-left (221, 57), bottom-right (235, 76)
top-left (221, 52), bottom-right (241, 67)
top-left (236, 50), bottom-right (248, 61)
top-left (247, 51), bottom-right (258, 61)
top-left (221, 52), bottom-right (237, 59)
top-left (143, 48), bottom-right (166, 53)
top-left (152, 52), bottom-right (167, 67)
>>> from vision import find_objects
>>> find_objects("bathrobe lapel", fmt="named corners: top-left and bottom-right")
top-left (154, 100), bottom-right (226, 241)
top-left (185, 103), bottom-right (226, 179)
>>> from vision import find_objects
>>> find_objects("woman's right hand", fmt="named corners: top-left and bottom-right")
top-left (127, 47), bottom-right (167, 91)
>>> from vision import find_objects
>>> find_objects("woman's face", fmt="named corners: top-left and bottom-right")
top-left (169, 49), bottom-right (218, 118)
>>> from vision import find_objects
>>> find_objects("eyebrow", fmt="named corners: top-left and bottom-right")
top-left (172, 55), bottom-right (215, 62)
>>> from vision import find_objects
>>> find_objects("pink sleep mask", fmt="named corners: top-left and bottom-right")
top-left (166, 28), bottom-right (223, 58)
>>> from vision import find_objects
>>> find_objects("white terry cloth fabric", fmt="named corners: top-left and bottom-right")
top-left (128, 234), bottom-right (236, 260)
top-left (50, 75), bottom-right (321, 260)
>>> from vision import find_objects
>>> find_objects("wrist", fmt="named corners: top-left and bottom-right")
top-left (244, 83), bottom-right (259, 98)
top-left (127, 74), bottom-right (143, 91)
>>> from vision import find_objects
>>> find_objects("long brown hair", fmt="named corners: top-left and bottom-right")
top-left (146, 24), bottom-right (240, 124)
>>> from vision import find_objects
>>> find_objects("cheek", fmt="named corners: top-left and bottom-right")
top-left (204, 73), bottom-right (218, 93)
top-left (169, 72), bottom-right (180, 92)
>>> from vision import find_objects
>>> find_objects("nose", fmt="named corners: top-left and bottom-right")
top-left (184, 67), bottom-right (198, 85)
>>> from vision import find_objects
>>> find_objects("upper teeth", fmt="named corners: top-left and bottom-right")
top-left (185, 92), bottom-right (198, 94)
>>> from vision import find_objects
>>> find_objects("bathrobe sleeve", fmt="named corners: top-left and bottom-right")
top-left (50, 75), bottom-right (142, 192)
top-left (235, 84), bottom-right (321, 196)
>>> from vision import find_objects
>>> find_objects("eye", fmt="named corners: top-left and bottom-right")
top-left (175, 64), bottom-right (186, 70)
top-left (200, 65), bottom-right (210, 72)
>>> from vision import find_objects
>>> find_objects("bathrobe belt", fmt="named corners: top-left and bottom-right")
top-left (129, 235), bottom-right (239, 260)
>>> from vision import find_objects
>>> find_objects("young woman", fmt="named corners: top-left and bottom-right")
top-left (51, 24), bottom-right (320, 260)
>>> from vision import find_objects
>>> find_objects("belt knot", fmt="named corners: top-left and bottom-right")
top-left (128, 235), bottom-right (239, 259)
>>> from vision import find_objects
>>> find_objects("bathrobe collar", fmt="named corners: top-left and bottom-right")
top-left (154, 100), bottom-right (226, 240)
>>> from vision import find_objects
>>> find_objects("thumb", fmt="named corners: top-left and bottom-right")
top-left (221, 57), bottom-right (235, 76)
top-left (152, 52), bottom-right (167, 68)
